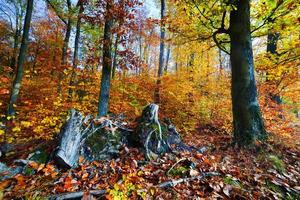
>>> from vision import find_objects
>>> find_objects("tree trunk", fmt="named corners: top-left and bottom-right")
top-left (61, 0), bottom-right (72, 66)
top-left (112, 34), bottom-right (119, 80)
top-left (154, 0), bottom-right (166, 104)
top-left (57, 0), bottom-right (72, 95)
top-left (267, 32), bottom-right (279, 55)
top-left (10, 24), bottom-right (21, 71)
top-left (157, 0), bottom-right (166, 77)
top-left (229, 0), bottom-right (266, 147)
top-left (68, 2), bottom-right (84, 98)
top-left (266, 30), bottom-right (282, 104)
top-left (98, 2), bottom-right (113, 116)
top-left (164, 45), bottom-right (171, 73)
top-left (55, 109), bottom-right (86, 168)
top-left (218, 49), bottom-right (223, 74)
top-left (7, 0), bottom-right (34, 115)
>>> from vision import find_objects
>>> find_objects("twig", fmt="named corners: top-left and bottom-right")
top-left (166, 158), bottom-right (187, 175)
top-left (157, 172), bottom-right (220, 188)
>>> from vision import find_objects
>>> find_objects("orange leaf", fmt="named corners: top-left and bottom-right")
top-left (0, 180), bottom-right (12, 190)
top-left (14, 174), bottom-right (26, 187)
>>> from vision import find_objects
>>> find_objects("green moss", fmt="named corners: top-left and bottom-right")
top-left (265, 180), bottom-right (300, 200)
top-left (167, 166), bottom-right (189, 177)
top-left (269, 155), bottom-right (285, 173)
top-left (23, 166), bottom-right (35, 176)
top-left (223, 175), bottom-right (242, 188)
top-left (84, 128), bottom-right (123, 160)
top-left (28, 150), bottom-right (48, 164)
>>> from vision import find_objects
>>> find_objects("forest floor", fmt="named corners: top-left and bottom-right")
top-left (0, 124), bottom-right (299, 199)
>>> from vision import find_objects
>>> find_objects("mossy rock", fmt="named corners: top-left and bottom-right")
top-left (28, 150), bottom-right (48, 164)
top-left (83, 128), bottom-right (124, 160)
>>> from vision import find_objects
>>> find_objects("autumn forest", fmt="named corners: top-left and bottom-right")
top-left (0, 0), bottom-right (299, 199)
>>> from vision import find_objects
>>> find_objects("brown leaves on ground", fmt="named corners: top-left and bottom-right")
top-left (0, 132), bottom-right (299, 199)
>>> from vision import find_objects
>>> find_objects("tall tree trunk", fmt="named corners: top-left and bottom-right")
top-left (32, 45), bottom-right (40, 74)
top-left (68, 2), bottom-right (84, 98)
top-left (10, 22), bottom-right (21, 71)
top-left (58, 0), bottom-right (72, 95)
top-left (61, 0), bottom-right (72, 65)
top-left (164, 45), bottom-right (170, 73)
top-left (266, 30), bottom-right (281, 104)
top-left (98, 1), bottom-right (113, 116)
top-left (154, 0), bottom-right (166, 104)
top-left (267, 32), bottom-right (279, 55)
top-left (112, 34), bottom-right (119, 80)
top-left (229, 0), bottom-right (266, 147)
top-left (218, 49), bottom-right (223, 74)
top-left (7, 0), bottom-right (34, 115)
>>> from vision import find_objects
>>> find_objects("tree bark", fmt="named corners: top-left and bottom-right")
top-left (229, 0), bottom-right (266, 147)
top-left (7, 0), bottom-right (34, 115)
top-left (98, 1), bottom-right (113, 116)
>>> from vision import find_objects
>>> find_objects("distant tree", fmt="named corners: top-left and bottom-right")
top-left (46, 0), bottom-right (72, 65)
top-left (68, 0), bottom-right (84, 98)
top-left (46, 0), bottom-right (73, 94)
top-left (154, 0), bottom-right (166, 104)
top-left (0, 0), bottom-right (27, 71)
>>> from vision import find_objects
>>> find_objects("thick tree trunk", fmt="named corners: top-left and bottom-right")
top-left (68, 2), bottom-right (84, 98)
top-left (229, 0), bottom-right (266, 147)
top-left (55, 109), bottom-right (86, 168)
top-left (98, 2), bottom-right (113, 116)
top-left (7, 0), bottom-right (34, 115)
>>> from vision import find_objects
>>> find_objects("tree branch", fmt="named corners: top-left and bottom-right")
top-left (251, 0), bottom-right (284, 34)
top-left (212, 11), bottom-right (230, 55)
top-left (45, 0), bottom-right (67, 25)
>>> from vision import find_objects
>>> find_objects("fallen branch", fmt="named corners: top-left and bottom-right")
top-left (49, 172), bottom-right (219, 199)
top-left (166, 158), bottom-right (187, 175)
top-left (49, 190), bottom-right (106, 200)
top-left (157, 172), bottom-right (220, 188)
